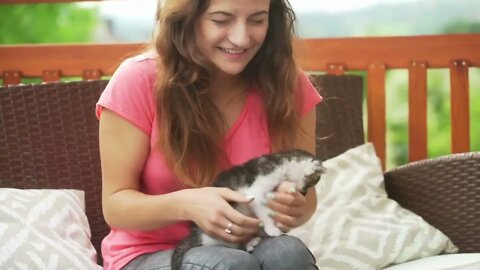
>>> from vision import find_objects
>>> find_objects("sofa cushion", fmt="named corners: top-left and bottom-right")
top-left (289, 143), bottom-right (458, 270)
top-left (383, 253), bottom-right (480, 270)
top-left (0, 188), bottom-right (99, 269)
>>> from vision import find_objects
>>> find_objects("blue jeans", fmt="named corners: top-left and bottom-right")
top-left (122, 235), bottom-right (318, 270)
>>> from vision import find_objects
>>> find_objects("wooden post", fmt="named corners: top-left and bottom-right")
top-left (367, 63), bottom-right (387, 169)
top-left (450, 60), bottom-right (470, 153)
top-left (408, 60), bottom-right (428, 161)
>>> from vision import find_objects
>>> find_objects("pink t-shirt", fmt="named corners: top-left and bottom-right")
top-left (95, 52), bottom-right (322, 270)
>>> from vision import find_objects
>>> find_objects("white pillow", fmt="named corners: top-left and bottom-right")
top-left (0, 188), bottom-right (98, 269)
top-left (289, 143), bottom-right (458, 270)
top-left (382, 253), bottom-right (480, 270)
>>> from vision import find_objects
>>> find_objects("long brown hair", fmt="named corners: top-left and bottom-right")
top-left (155, 0), bottom-right (300, 187)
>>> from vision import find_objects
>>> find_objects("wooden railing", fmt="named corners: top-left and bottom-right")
top-left (1, 1), bottom-right (480, 169)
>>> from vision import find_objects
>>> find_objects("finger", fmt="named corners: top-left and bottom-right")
top-left (215, 219), bottom-right (258, 238)
top-left (266, 199), bottom-right (303, 218)
top-left (222, 207), bottom-right (262, 231)
top-left (214, 223), bottom-right (251, 244)
top-left (275, 222), bottom-right (291, 233)
top-left (269, 211), bottom-right (298, 229)
top-left (267, 191), bottom-right (306, 207)
top-left (219, 188), bottom-right (255, 204)
top-left (220, 230), bottom-right (244, 244)
top-left (209, 202), bottom-right (260, 234)
top-left (276, 181), bottom-right (298, 194)
top-left (217, 197), bottom-right (261, 229)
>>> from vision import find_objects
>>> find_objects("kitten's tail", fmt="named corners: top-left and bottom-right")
top-left (171, 228), bottom-right (201, 270)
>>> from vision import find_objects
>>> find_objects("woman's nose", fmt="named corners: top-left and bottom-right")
top-left (228, 22), bottom-right (251, 47)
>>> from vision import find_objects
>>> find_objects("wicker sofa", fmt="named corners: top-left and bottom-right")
top-left (0, 75), bottom-right (478, 268)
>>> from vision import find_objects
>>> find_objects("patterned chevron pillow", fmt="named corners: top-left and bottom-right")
top-left (0, 189), bottom-right (99, 269)
top-left (289, 143), bottom-right (458, 270)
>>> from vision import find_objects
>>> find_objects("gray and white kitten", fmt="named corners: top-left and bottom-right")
top-left (171, 149), bottom-right (326, 270)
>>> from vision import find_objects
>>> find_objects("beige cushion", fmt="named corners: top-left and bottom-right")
top-left (289, 143), bottom-right (458, 270)
top-left (0, 188), bottom-right (98, 269)
top-left (383, 253), bottom-right (480, 270)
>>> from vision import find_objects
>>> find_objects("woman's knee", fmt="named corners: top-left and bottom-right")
top-left (221, 250), bottom-right (260, 270)
top-left (252, 235), bottom-right (317, 270)
top-left (183, 246), bottom-right (260, 270)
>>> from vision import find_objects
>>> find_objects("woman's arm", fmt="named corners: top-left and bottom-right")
top-left (99, 109), bottom-right (186, 230)
top-left (99, 109), bottom-right (261, 239)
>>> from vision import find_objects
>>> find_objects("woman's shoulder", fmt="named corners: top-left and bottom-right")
top-left (115, 50), bottom-right (158, 82)
top-left (97, 51), bottom-right (158, 133)
top-left (129, 50), bottom-right (158, 65)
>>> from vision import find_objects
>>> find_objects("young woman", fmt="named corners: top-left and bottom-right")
top-left (96, 0), bottom-right (322, 269)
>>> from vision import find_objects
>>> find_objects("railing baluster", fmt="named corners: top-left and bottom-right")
top-left (2, 71), bottom-right (22, 86)
top-left (0, 44), bottom-right (142, 79)
top-left (42, 69), bottom-right (62, 83)
top-left (0, 33), bottom-right (479, 167)
top-left (450, 60), bottom-right (470, 153)
top-left (408, 61), bottom-right (428, 161)
top-left (326, 63), bottom-right (346, 75)
top-left (367, 63), bottom-right (387, 169)
top-left (83, 69), bottom-right (103, 80)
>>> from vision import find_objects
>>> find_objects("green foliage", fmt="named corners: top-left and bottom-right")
top-left (297, 0), bottom-right (480, 38)
top-left (443, 20), bottom-right (480, 34)
top-left (383, 9), bottom-right (480, 169)
top-left (469, 69), bottom-right (480, 151)
top-left (385, 68), bottom-right (480, 169)
top-left (1, 1), bottom-right (478, 170)
top-left (0, 3), bottom-right (98, 44)
top-left (426, 70), bottom-right (452, 159)
top-left (385, 71), bottom-right (409, 168)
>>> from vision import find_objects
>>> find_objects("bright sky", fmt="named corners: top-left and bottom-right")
top-left (88, 0), bottom-right (418, 18)
top-left (290, 0), bottom-right (415, 12)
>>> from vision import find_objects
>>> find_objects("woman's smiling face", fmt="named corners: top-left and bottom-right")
top-left (195, 0), bottom-right (270, 76)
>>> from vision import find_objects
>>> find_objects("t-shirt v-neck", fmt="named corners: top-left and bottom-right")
top-left (223, 88), bottom-right (253, 142)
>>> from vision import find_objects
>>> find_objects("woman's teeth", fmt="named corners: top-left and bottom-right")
top-left (221, 48), bottom-right (245, 54)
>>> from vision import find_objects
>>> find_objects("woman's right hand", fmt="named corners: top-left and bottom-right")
top-left (178, 187), bottom-right (261, 244)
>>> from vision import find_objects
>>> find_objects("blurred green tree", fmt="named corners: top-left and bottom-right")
top-left (443, 20), bottom-right (480, 34)
top-left (426, 21), bottom-right (480, 159)
top-left (385, 70), bottom-right (408, 168)
top-left (0, 3), bottom-right (98, 44)
top-left (385, 20), bottom-right (480, 169)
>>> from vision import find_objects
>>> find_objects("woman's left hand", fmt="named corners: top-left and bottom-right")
top-left (264, 181), bottom-right (307, 233)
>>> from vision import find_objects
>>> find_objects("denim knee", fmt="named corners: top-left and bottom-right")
top-left (209, 249), bottom-right (260, 270)
top-left (183, 247), bottom-right (260, 270)
top-left (252, 235), bottom-right (317, 270)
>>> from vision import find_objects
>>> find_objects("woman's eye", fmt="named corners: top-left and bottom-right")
top-left (249, 19), bottom-right (266, 25)
top-left (212, 19), bottom-right (228, 25)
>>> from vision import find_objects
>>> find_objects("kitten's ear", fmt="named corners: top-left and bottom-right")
top-left (301, 166), bottom-right (326, 194)
top-left (313, 165), bottom-right (327, 182)
top-left (316, 164), bottom-right (327, 174)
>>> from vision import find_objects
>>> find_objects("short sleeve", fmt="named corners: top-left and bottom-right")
top-left (297, 71), bottom-right (323, 116)
top-left (95, 57), bottom-right (156, 135)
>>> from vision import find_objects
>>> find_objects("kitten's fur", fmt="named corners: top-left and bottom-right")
top-left (171, 149), bottom-right (326, 270)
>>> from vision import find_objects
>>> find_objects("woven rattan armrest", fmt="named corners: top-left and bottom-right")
top-left (384, 152), bottom-right (480, 253)
top-left (0, 80), bottom-right (109, 264)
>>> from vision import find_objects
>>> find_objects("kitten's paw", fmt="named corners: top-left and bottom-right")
top-left (246, 237), bottom-right (262, 252)
top-left (264, 223), bottom-right (283, 236)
